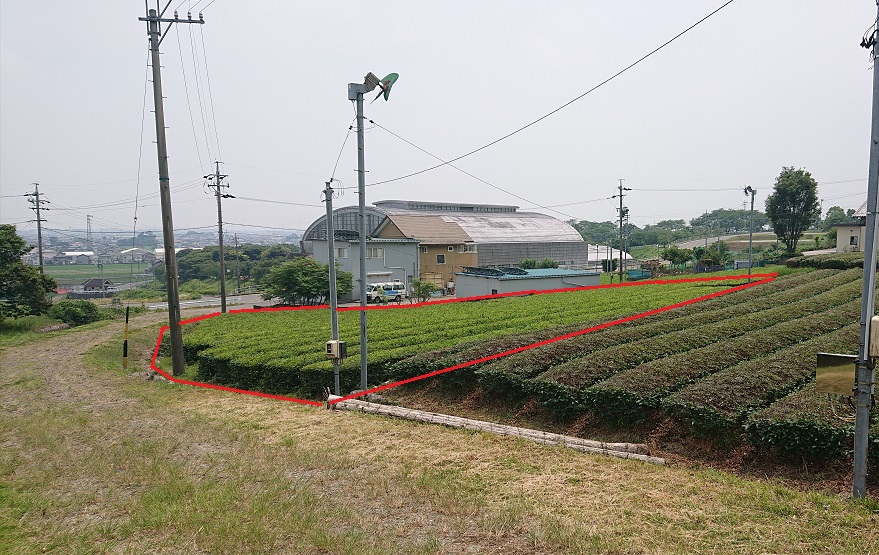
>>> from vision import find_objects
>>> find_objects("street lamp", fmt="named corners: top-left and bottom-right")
top-left (348, 71), bottom-right (398, 393)
top-left (744, 186), bottom-right (756, 282)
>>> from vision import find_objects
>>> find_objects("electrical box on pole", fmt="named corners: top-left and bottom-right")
top-left (325, 340), bottom-right (347, 360)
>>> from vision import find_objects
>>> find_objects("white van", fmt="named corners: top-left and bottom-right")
top-left (366, 281), bottom-right (407, 303)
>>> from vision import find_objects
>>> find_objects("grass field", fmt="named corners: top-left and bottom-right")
top-left (44, 263), bottom-right (153, 287)
top-left (1, 314), bottom-right (877, 554)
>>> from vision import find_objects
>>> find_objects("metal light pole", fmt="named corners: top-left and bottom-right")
top-left (854, 6), bottom-right (879, 499)
top-left (347, 71), bottom-right (397, 392)
top-left (324, 181), bottom-right (341, 396)
top-left (744, 186), bottom-right (756, 282)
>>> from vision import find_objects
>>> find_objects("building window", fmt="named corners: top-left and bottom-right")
top-left (448, 246), bottom-right (454, 251)
top-left (458, 244), bottom-right (477, 253)
top-left (336, 248), bottom-right (348, 259)
top-left (436, 254), bottom-right (446, 264)
top-left (421, 246), bottom-right (428, 253)
top-left (366, 247), bottom-right (384, 258)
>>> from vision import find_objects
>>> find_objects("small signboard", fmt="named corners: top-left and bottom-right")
top-left (816, 352), bottom-right (857, 395)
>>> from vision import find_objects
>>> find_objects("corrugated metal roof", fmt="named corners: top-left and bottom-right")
top-left (439, 212), bottom-right (583, 243)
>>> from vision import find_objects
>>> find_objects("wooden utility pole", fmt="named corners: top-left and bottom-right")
top-left (138, 5), bottom-right (204, 376)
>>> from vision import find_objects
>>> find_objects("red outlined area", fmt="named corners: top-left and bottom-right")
top-left (148, 273), bottom-right (777, 407)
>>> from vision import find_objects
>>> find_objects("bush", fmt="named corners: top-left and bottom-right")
top-left (786, 252), bottom-right (865, 270)
top-left (744, 382), bottom-right (855, 462)
top-left (48, 300), bottom-right (102, 326)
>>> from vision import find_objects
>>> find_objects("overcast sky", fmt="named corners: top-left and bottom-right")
top-left (1, 1), bottom-right (877, 240)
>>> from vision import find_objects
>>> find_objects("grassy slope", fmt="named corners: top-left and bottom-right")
top-left (2, 317), bottom-right (878, 554)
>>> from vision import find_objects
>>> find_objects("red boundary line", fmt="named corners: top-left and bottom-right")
top-left (148, 273), bottom-right (777, 407)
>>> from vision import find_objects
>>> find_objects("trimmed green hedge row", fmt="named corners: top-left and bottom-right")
top-left (662, 323), bottom-right (860, 436)
top-left (744, 382), bottom-right (859, 461)
top-left (586, 297), bottom-right (862, 424)
top-left (184, 280), bottom-right (731, 397)
top-left (474, 269), bottom-right (847, 400)
top-left (786, 252), bottom-right (865, 270)
top-left (530, 273), bottom-right (863, 416)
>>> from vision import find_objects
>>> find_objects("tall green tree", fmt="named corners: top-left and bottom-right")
top-left (765, 167), bottom-right (820, 253)
top-left (261, 258), bottom-right (352, 306)
top-left (0, 225), bottom-right (57, 317)
top-left (820, 205), bottom-right (853, 231)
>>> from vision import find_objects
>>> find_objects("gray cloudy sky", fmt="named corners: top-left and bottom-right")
top-left (1, 1), bottom-right (877, 239)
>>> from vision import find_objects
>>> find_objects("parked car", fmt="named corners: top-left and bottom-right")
top-left (366, 281), bottom-right (407, 303)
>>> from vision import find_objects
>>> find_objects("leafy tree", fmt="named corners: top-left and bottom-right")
top-left (820, 205), bottom-right (853, 231)
top-left (410, 278), bottom-right (439, 302)
top-left (0, 225), bottom-right (57, 318)
top-left (519, 258), bottom-right (538, 269)
top-left (703, 240), bottom-right (731, 265)
top-left (765, 167), bottom-right (820, 253)
top-left (261, 258), bottom-right (352, 306)
top-left (567, 220), bottom-right (618, 245)
top-left (660, 245), bottom-right (693, 267)
top-left (537, 259), bottom-right (559, 269)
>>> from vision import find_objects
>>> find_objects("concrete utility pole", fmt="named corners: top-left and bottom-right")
top-left (86, 215), bottom-right (93, 253)
top-left (234, 233), bottom-right (240, 293)
top-left (139, 5), bottom-right (204, 376)
top-left (26, 183), bottom-right (48, 275)
top-left (206, 160), bottom-right (229, 313)
top-left (324, 181), bottom-right (341, 395)
top-left (612, 179), bottom-right (631, 283)
top-left (744, 187), bottom-right (756, 283)
top-left (349, 76), bottom-right (372, 392)
top-left (854, 5), bottom-right (879, 499)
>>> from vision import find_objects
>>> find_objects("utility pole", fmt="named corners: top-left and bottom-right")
top-left (26, 183), bottom-right (48, 275)
top-left (206, 160), bottom-right (229, 313)
top-left (853, 7), bottom-right (879, 499)
top-left (86, 215), bottom-right (93, 253)
top-left (612, 179), bottom-right (630, 283)
top-left (234, 233), bottom-right (240, 294)
top-left (139, 5), bottom-right (204, 376)
top-left (324, 181), bottom-right (341, 396)
top-left (744, 187), bottom-right (756, 283)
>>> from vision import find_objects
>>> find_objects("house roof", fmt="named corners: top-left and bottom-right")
top-left (379, 215), bottom-right (473, 245)
top-left (81, 278), bottom-right (114, 287)
top-left (63, 251), bottom-right (94, 257)
top-left (854, 201), bottom-right (867, 219)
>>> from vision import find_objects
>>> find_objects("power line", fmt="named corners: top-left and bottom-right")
top-left (176, 23), bottom-right (206, 169)
top-left (366, 120), bottom-right (580, 220)
top-left (365, 0), bottom-right (736, 188)
top-left (198, 25), bottom-right (223, 161)
top-left (231, 195), bottom-right (322, 208)
top-left (223, 222), bottom-right (304, 231)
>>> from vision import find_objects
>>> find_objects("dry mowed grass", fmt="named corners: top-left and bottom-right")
top-left (1, 311), bottom-right (878, 554)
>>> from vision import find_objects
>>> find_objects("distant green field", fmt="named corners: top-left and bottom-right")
top-left (45, 263), bottom-right (153, 287)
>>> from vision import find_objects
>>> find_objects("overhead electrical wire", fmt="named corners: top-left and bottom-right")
top-left (188, 23), bottom-right (214, 165)
top-left (198, 25), bottom-right (223, 162)
top-left (365, 0), bottom-right (736, 188)
top-left (366, 119), bottom-right (580, 220)
top-left (176, 23), bottom-right (206, 169)
top-left (232, 195), bottom-right (322, 208)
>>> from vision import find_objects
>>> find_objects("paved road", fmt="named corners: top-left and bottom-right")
top-left (676, 234), bottom-right (740, 250)
top-left (146, 293), bottom-right (265, 311)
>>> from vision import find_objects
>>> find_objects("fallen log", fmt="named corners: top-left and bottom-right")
top-left (328, 396), bottom-right (664, 465)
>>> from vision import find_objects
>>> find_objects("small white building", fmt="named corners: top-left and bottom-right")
top-left (455, 266), bottom-right (601, 299)
top-left (836, 201), bottom-right (866, 253)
